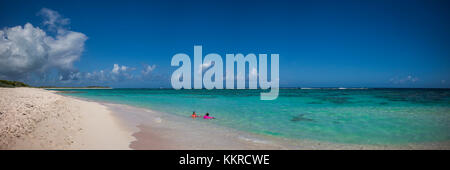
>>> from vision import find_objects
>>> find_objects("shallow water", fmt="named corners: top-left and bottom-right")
top-left (53, 88), bottom-right (450, 145)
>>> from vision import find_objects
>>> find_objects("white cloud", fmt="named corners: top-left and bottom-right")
top-left (0, 8), bottom-right (164, 86)
top-left (0, 8), bottom-right (87, 81)
top-left (141, 64), bottom-right (156, 75)
top-left (109, 63), bottom-right (135, 81)
top-left (112, 64), bottom-right (134, 75)
top-left (112, 64), bottom-right (120, 74)
top-left (84, 70), bottom-right (107, 82)
top-left (121, 65), bottom-right (128, 71)
top-left (59, 63), bottom-right (157, 85)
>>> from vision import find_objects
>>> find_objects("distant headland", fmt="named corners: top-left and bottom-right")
top-left (0, 80), bottom-right (110, 89)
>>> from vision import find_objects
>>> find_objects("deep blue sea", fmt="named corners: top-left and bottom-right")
top-left (53, 88), bottom-right (450, 145)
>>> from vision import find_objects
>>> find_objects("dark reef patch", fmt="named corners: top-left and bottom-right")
top-left (374, 89), bottom-right (450, 105)
top-left (291, 114), bottom-right (315, 122)
top-left (316, 96), bottom-right (352, 104)
top-left (307, 101), bottom-right (323, 104)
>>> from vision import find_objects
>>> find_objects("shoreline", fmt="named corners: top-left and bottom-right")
top-left (111, 103), bottom-right (450, 150)
top-left (0, 87), bottom-right (134, 149)
top-left (61, 93), bottom-right (450, 150)
top-left (1, 87), bottom-right (449, 150)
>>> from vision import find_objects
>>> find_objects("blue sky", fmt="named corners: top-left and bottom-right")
top-left (0, 0), bottom-right (449, 88)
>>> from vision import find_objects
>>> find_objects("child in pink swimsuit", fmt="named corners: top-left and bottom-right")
top-left (203, 113), bottom-right (215, 119)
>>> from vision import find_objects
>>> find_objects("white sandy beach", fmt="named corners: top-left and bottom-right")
top-left (0, 87), bottom-right (134, 149)
top-left (0, 87), bottom-right (289, 150)
top-left (0, 87), bottom-right (287, 150)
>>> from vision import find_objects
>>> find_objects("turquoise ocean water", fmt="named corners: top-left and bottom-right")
top-left (54, 88), bottom-right (450, 145)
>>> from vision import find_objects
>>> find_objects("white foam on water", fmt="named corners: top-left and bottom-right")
top-left (238, 136), bottom-right (271, 144)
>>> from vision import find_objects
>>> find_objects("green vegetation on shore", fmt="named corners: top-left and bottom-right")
top-left (0, 80), bottom-right (110, 89)
top-left (0, 80), bottom-right (30, 87)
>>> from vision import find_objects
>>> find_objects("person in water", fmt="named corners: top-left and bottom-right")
top-left (191, 112), bottom-right (200, 119)
top-left (203, 112), bottom-right (215, 119)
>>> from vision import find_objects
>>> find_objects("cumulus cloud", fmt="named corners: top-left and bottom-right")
top-left (85, 70), bottom-right (107, 82)
top-left (142, 64), bottom-right (156, 75)
top-left (51, 63), bottom-right (158, 86)
top-left (0, 8), bottom-right (164, 87)
top-left (112, 64), bottom-right (120, 74)
top-left (108, 63), bottom-right (136, 81)
top-left (0, 8), bottom-right (87, 81)
top-left (112, 64), bottom-right (134, 74)
top-left (121, 65), bottom-right (128, 71)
